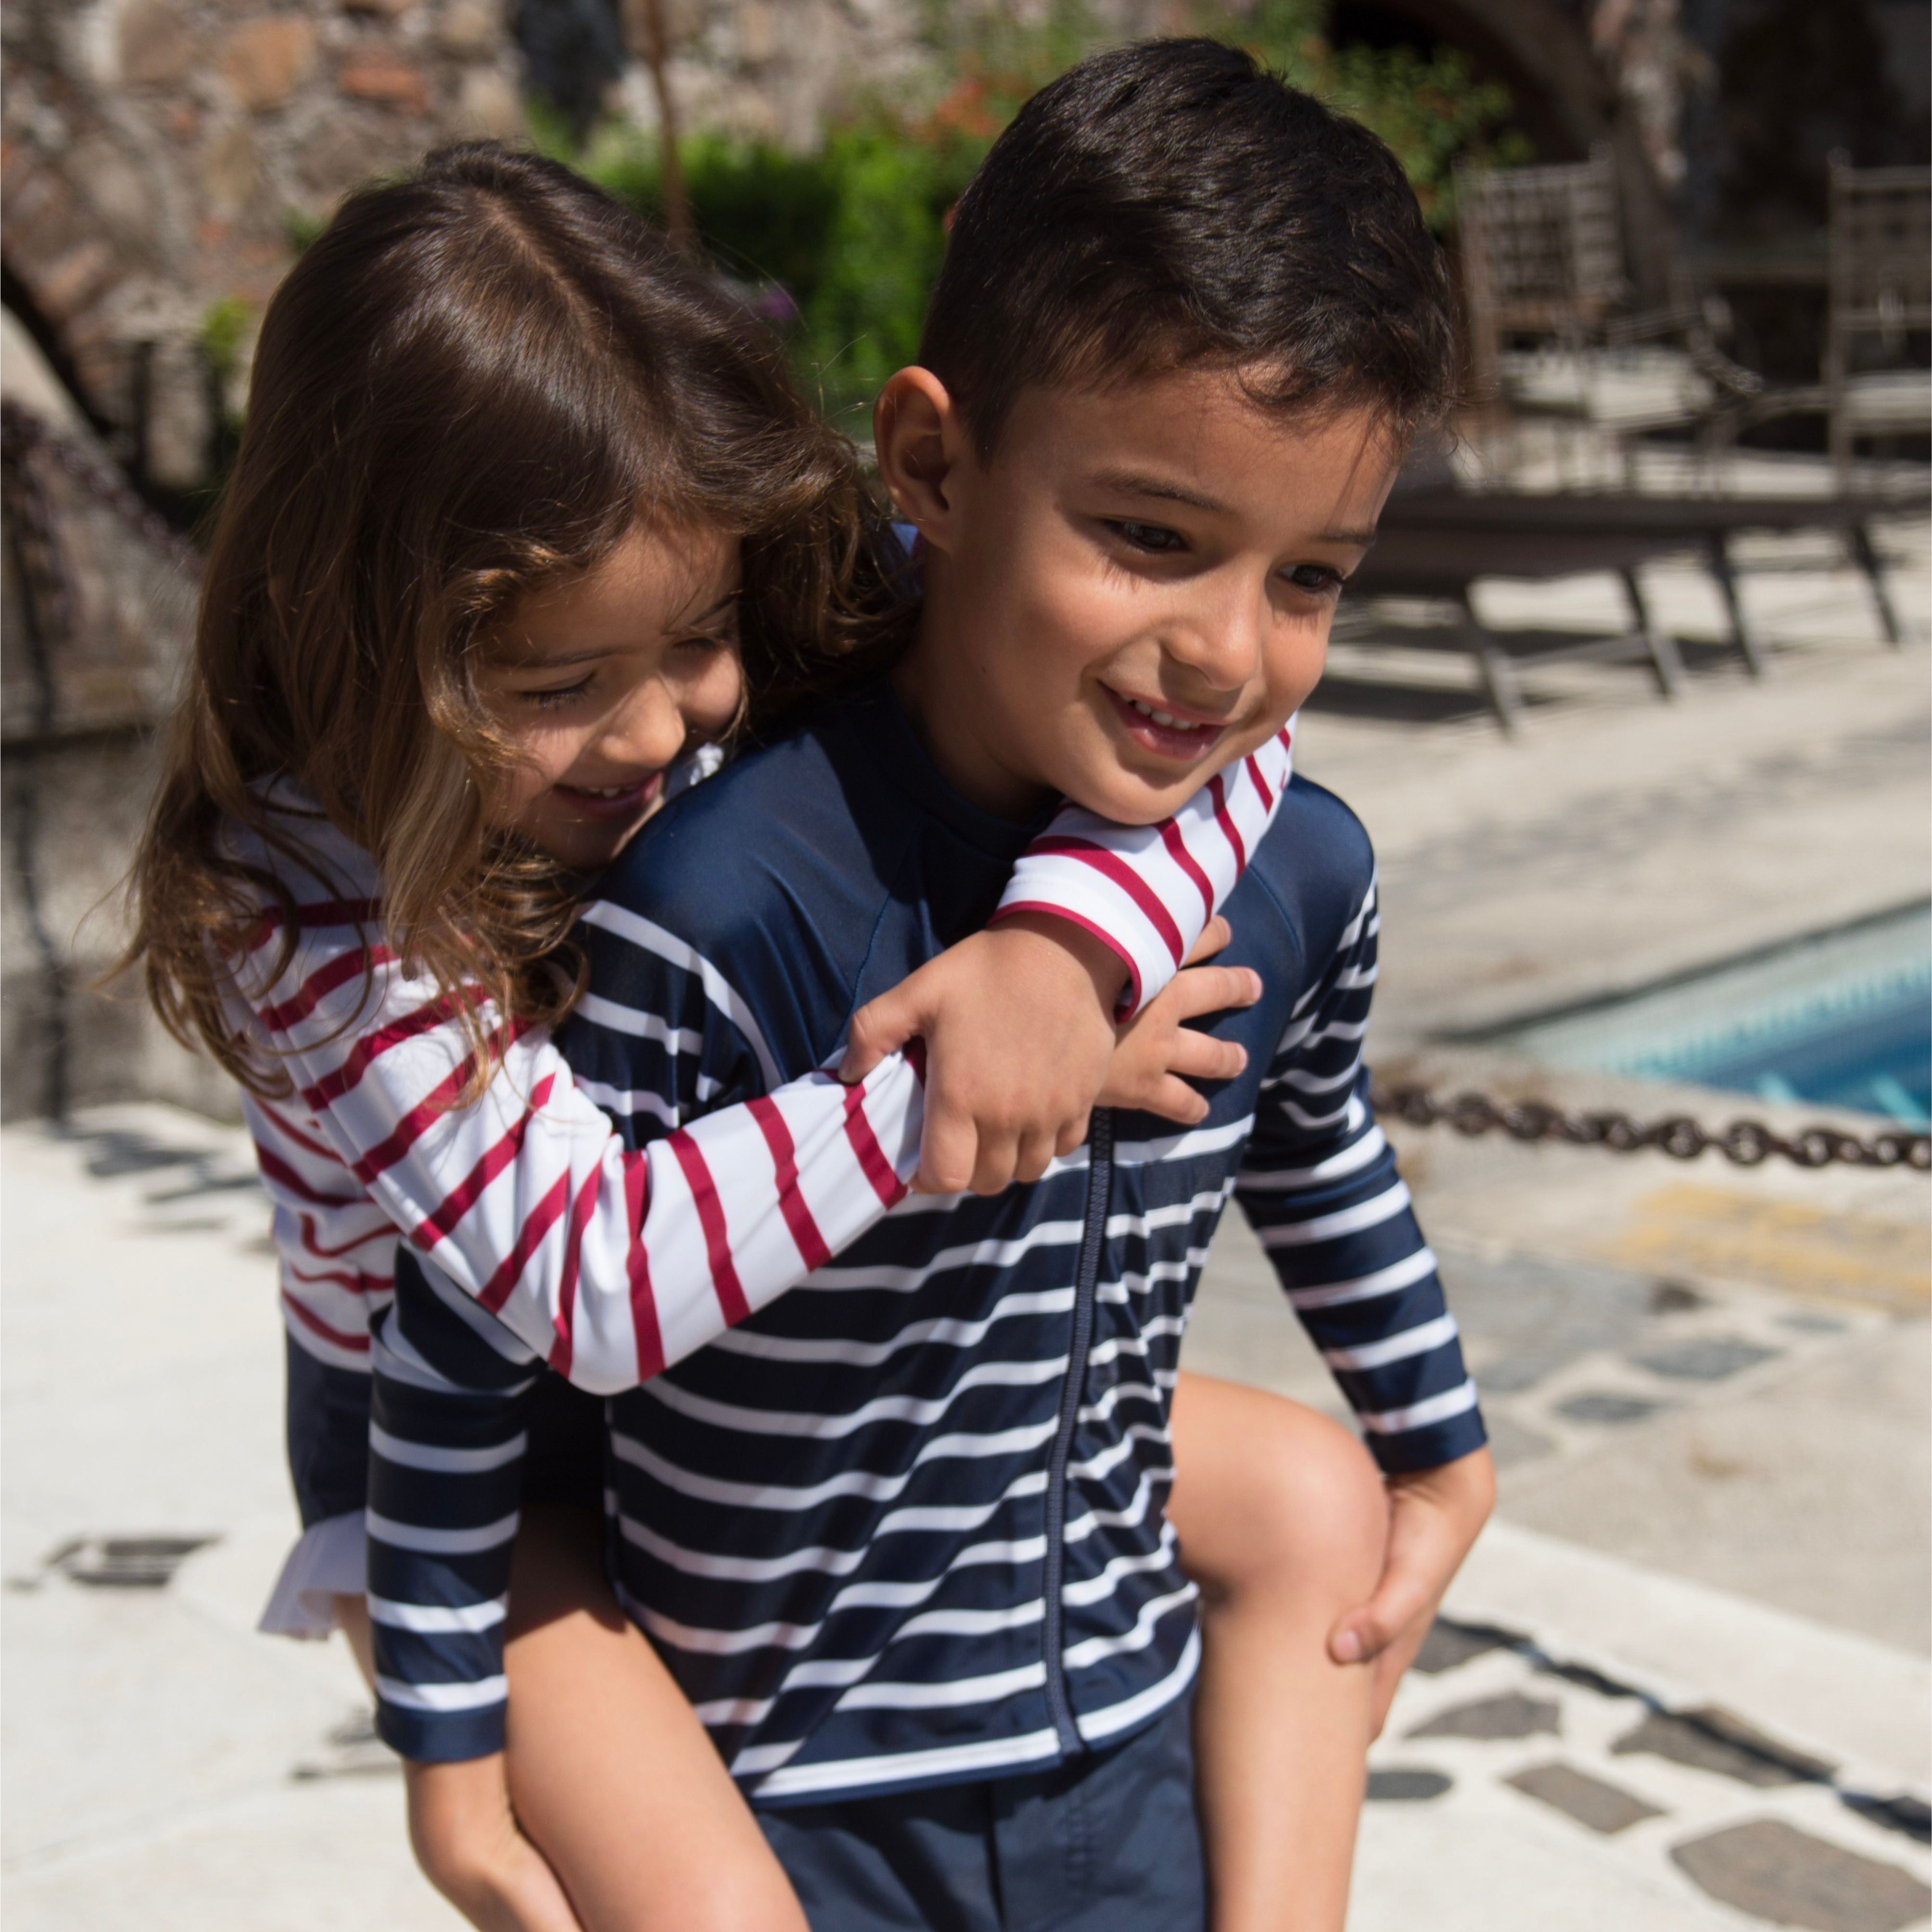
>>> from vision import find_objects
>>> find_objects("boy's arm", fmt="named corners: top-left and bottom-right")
top-left (1233, 876), bottom-right (1493, 1716)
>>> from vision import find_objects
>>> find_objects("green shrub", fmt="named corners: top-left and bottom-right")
top-left (544, 2), bottom-right (1525, 426)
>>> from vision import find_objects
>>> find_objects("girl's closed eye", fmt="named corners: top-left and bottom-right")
top-left (1106, 518), bottom-right (1189, 555)
top-left (524, 676), bottom-right (596, 709)
top-left (1281, 562), bottom-right (1345, 596)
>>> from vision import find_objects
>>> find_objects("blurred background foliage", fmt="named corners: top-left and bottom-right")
top-left (532, 0), bottom-right (1527, 428)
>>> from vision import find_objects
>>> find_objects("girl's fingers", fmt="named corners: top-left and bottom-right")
top-left (1139, 1074), bottom-right (1211, 1126)
top-left (839, 985), bottom-right (923, 1083)
top-left (915, 1105), bottom-right (978, 1195)
top-left (1182, 914), bottom-right (1233, 966)
top-left (1011, 1126), bottom-right (1060, 1186)
top-left (1054, 1111), bottom-right (1092, 1158)
top-left (1166, 964), bottom-right (1263, 1019)
top-left (1162, 1031), bottom-right (1248, 1083)
top-left (969, 1126), bottom-right (1022, 1197)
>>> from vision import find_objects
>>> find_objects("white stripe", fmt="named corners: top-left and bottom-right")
top-left (374, 1672), bottom-right (508, 1713)
top-left (638, 1607), bottom-right (825, 1656)
top-left (1360, 1379), bottom-right (1480, 1434)
top-left (1256, 1181), bottom-right (1411, 1248)
top-left (366, 1592), bottom-right (508, 1633)
top-left (369, 1423), bottom-right (527, 1474)
top-left (1110, 1116), bottom-right (1255, 1167)
top-left (697, 1695), bottom-right (779, 1729)
top-left (1322, 1312), bottom-right (1460, 1372)
top-left (578, 900), bottom-right (783, 1089)
top-left (365, 1507), bottom-right (519, 1555)
top-left (835, 1659), bottom-right (1047, 1713)
top-left (749, 1726), bottom-right (1062, 1798)
top-left (1283, 1247), bottom-right (1437, 1310)
top-left (640, 1352), bottom-right (1068, 1438)
top-left (1061, 1582), bottom-right (1198, 1671)
top-left (1236, 1124), bottom-right (1386, 1190)
top-left (572, 1077), bottom-right (679, 1128)
top-left (1061, 1533), bottom-right (1181, 1608)
top-left (608, 1416), bottom-right (1058, 1510)
top-left (1075, 1623), bottom-right (1202, 1744)
top-left (572, 991), bottom-right (704, 1057)
top-left (707, 1288), bottom-right (1076, 1365)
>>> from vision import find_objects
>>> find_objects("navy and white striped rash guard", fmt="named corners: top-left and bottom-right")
top-left (369, 682), bottom-right (1486, 1798)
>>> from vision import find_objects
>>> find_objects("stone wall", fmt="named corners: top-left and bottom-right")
top-left (1, 0), bottom-right (524, 494)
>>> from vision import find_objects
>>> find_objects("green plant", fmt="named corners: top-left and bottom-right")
top-left (198, 296), bottom-right (252, 385)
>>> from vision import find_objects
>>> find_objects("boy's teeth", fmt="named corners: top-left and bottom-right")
top-left (1128, 698), bottom-right (1200, 731)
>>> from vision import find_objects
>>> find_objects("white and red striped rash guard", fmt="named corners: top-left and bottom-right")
top-left (228, 728), bottom-right (1294, 1392)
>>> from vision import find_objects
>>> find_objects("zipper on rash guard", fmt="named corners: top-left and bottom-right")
top-left (1041, 1107), bottom-right (1114, 1759)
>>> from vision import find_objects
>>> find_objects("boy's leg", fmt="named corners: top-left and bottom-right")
top-left (1167, 1372), bottom-right (1386, 1932)
top-left (501, 1506), bottom-right (810, 1932)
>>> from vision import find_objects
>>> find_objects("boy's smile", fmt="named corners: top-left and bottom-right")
top-left (880, 364), bottom-right (1401, 825)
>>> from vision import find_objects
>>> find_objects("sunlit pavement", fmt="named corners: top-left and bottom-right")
top-left (5, 507), bottom-right (1929, 1928)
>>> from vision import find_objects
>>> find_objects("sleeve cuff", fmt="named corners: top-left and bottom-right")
top-left (376, 1698), bottom-right (508, 1764)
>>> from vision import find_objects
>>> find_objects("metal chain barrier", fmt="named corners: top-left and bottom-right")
top-left (1370, 1081), bottom-right (1930, 1171)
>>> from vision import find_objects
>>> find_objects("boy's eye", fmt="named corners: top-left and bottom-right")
top-left (1108, 519), bottom-right (1189, 555)
top-left (1282, 563), bottom-right (1344, 595)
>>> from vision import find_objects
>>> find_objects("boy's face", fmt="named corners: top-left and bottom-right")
top-left (882, 365), bottom-right (1400, 824)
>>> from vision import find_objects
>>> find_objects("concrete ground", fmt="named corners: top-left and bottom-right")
top-left (3, 485), bottom-right (1927, 1928)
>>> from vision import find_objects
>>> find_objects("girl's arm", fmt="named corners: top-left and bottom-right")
top-left (245, 731), bottom-right (1293, 1395)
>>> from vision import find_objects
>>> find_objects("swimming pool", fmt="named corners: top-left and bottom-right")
top-left (1489, 904), bottom-right (1932, 1127)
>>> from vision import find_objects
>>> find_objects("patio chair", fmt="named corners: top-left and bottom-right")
top-left (1825, 156), bottom-right (1932, 487)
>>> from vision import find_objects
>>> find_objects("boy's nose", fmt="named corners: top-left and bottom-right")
top-left (1164, 580), bottom-right (1268, 691)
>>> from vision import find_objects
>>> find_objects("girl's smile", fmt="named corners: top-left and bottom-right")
top-left (479, 522), bottom-right (743, 872)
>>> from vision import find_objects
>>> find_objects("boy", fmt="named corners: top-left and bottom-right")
top-left (375, 39), bottom-right (1492, 1929)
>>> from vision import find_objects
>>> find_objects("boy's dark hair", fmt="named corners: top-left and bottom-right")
top-left (920, 38), bottom-right (1457, 454)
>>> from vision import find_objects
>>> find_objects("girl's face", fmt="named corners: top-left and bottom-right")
top-left (479, 521), bottom-right (743, 872)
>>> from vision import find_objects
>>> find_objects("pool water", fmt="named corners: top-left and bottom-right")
top-left (1494, 905), bottom-right (1932, 1126)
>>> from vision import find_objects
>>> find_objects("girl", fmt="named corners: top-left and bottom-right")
top-left (126, 147), bottom-right (1437, 1932)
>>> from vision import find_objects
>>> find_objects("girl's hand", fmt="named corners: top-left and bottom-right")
top-left (840, 913), bottom-right (1131, 1195)
top-left (1326, 1446), bottom-right (1498, 1737)
top-left (1094, 919), bottom-right (1260, 1121)
top-left (405, 1754), bottom-right (584, 1932)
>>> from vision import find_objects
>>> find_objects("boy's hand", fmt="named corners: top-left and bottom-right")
top-left (840, 913), bottom-right (1126, 1195)
top-left (405, 1754), bottom-right (584, 1932)
top-left (1095, 918), bottom-right (1259, 1120)
top-left (1328, 1446), bottom-right (1497, 1737)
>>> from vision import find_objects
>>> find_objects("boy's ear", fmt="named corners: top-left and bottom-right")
top-left (873, 367), bottom-right (968, 551)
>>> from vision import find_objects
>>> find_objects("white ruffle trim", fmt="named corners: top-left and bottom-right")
top-left (258, 1510), bottom-right (366, 1640)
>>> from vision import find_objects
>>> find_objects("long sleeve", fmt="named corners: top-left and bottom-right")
top-left (1233, 878), bottom-right (1487, 1475)
top-left (996, 723), bottom-right (1295, 1016)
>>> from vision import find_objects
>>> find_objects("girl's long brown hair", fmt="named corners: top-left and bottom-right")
top-left (127, 144), bottom-right (902, 1098)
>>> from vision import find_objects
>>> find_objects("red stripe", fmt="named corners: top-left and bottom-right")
top-left (255, 944), bottom-right (395, 1035)
top-left (475, 1172), bottom-right (570, 1315)
top-left (409, 1072), bottom-right (555, 1246)
top-left (1245, 750), bottom-right (1275, 810)
top-left (253, 1142), bottom-right (364, 1210)
top-left (1021, 837), bottom-right (1187, 968)
top-left (281, 1290), bottom-right (371, 1353)
top-left (1208, 772), bottom-right (1246, 873)
top-left (991, 902), bottom-right (1143, 1019)
top-left (624, 1156), bottom-right (664, 1380)
top-left (747, 1095), bottom-right (832, 1272)
top-left (294, 1212), bottom-right (394, 1260)
top-left (668, 1132), bottom-right (751, 1327)
top-left (284, 1260), bottom-right (390, 1295)
top-left (242, 897), bottom-right (386, 959)
top-left (299, 990), bottom-right (476, 1111)
top-left (1158, 820), bottom-right (1216, 920)
top-left (547, 1164), bottom-right (600, 1376)
top-left (251, 1099), bottom-right (341, 1164)
top-left (843, 1083), bottom-right (907, 1210)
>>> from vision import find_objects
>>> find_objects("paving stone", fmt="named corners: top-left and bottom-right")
top-left (1412, 1618), bottom-right (1522, 1675)
top-left (1554, 1391), bottom-right (1663, 1425)
top-left (1505, 1760), bottom-right (1667, 1834)
top-left (1841, 1792), bottom-right (1932, 1846)
top-left (1670, 1819), bottom-right (1932, 1932)
top-left (1408, 1692), bottom-right (1561, 1742)
top-left (1472, 1354), bottom-right (1562, 1393)
top-left (1365, 1768), bottom-right (1453, 1802)
top-left (1782, 1313), bottom-right (1849, 1335)
top-left (1635, 1338), bottom-right (1781, 1381)
top-left (1612, 1706), bottom-right (1835, 1788)
top-left (1481, 1412), bottom-right (1558, 1467)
